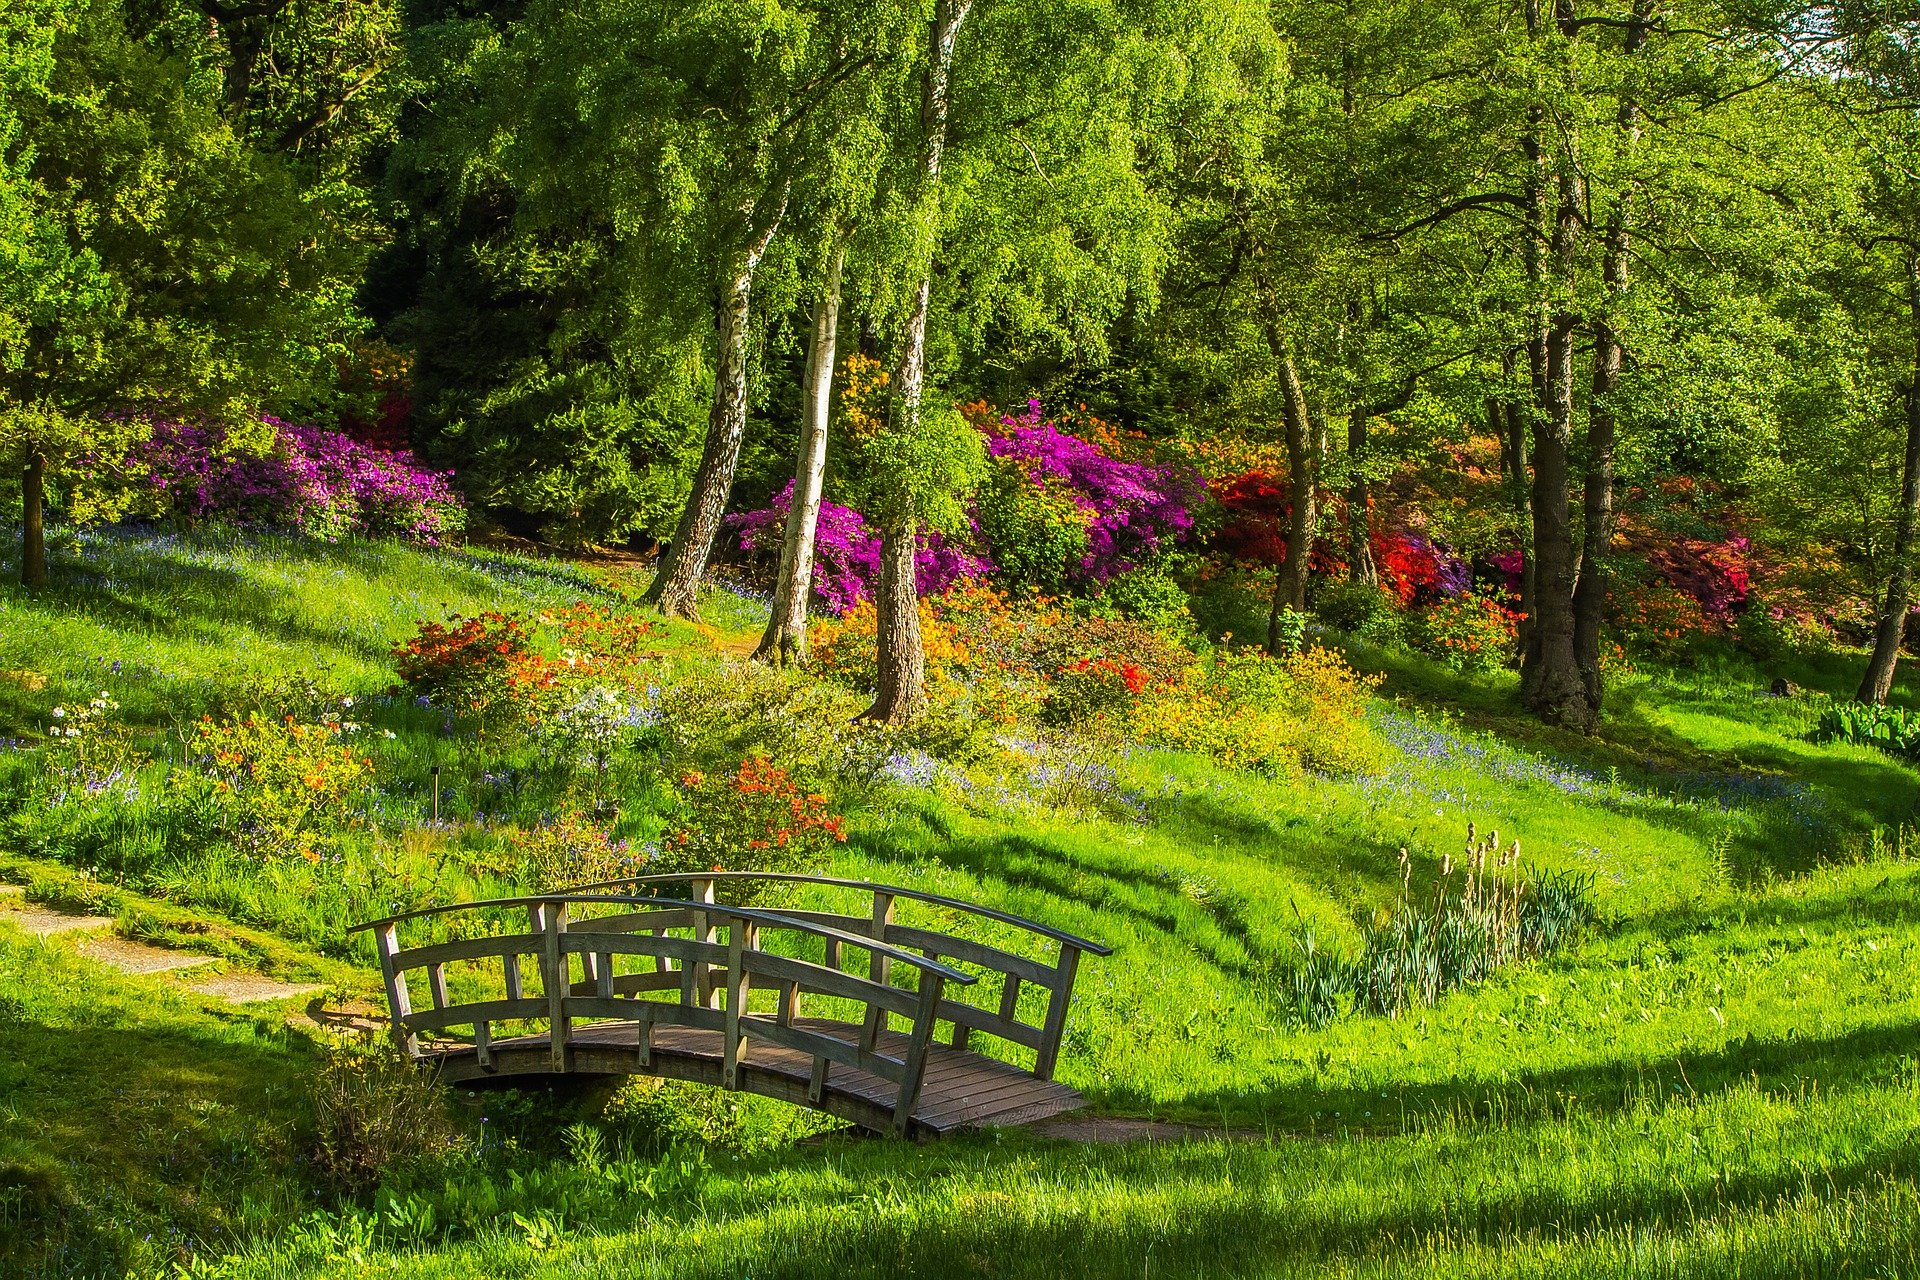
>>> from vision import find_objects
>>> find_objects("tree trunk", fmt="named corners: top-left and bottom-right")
top-left (646, 200), bottom-right (787, 619)
top-left (870, 512), bottom-right (927, 721)
top-left (1859, 254), bottom-right (1920, 704)
top-left (865, 0), bottom-right (971, 724)
top-left (1572, 0), bottom-right (1647, 709)
top-left (1498, 350), bottom-right (1536, 636)
top-left (754, 242), bottom-right (846, 664)
top-left (21, 451), bottom-right (46, 588)
top-left (1346, 403), bottom-right (1377, 586)
top-left (1267, 325), bottom-right (1317, 648)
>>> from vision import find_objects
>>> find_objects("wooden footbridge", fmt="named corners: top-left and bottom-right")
top-left (351, 873), bottom-right (1110, 1138)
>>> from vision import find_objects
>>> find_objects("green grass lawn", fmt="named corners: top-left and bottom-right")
top-left (3, 528), bottom-right (1919, 1279)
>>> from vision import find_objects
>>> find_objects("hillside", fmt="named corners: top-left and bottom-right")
top-left (2, 530), bottom-right (1917, 1279)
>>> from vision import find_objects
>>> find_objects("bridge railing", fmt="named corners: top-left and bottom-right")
top-left (350, 891), bottom-right (981, 1135)
top-left (559, 872), bottom-right (1114, 1080)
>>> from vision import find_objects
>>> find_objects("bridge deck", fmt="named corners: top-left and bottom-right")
top-left (432, 1016), bottom-right (1087, 1136)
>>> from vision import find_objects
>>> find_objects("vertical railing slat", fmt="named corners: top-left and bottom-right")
top-left (543, 900), bottom-right (570, 1073)
top-left (861, 892), bottom-right (895, 1051)
top-left (374, 922), bottom-right (418, 1059)
top-left (892, 972), bottom-right (946, 1137)
top-left (1034, 943), bottom-right (1082, 1081)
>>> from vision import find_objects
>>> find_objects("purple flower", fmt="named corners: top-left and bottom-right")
top-left (727, 482), bottom-right (990, 615)
top-left (982, 401), bottom-right (1200, 582)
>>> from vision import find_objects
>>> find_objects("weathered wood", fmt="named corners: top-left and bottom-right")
top-left (894, 974), bottom-right (946, 1136)
top-left (1035, 944), bottom-right (1081, 1081)
top-left (544, 900), bottom-right (570, 1072)
top-left (355, 882), bottom-right (1102, 1140)
top-left (722, 920), bottom-right (754, 1089)
top-left (374, 923), bottom-right (418, 1058)
top-left (862, 893), bottom-right (895, 1052)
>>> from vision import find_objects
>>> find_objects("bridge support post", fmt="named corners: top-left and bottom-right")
top-left (543, 899), bottom-right (571, 1073)
top-left (861, 892), bottom-right (895, 1052)
top-left (892, 972), bottom-right (946, 1137)
top-left (692, 876), bottom-right (717, 1009)
top-left (373, 923), bottom-right (418, 1059)
top-left (1034, 943), bottom-right (1082, 1081)
top-left (722, 920), bottom-right (756, 1090)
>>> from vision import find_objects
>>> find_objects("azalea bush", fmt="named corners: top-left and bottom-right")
top-left (657, 755), bottom-right (847, 879)
top-left (1044, 656), bottom-right (1152, 729)
top-left (121, 415), bottom-right (465, 544)
top-left (170, 713), bottom-right (375, 860)
top-left (1132, 645), bottom-right (1382, 775)
top-left (391, 612), bottom-right (560, 729)
top-left (1414, 590), bottom-right (1520, 674)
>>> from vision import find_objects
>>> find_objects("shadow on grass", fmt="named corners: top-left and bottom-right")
top-left (1129, 1015), bottom-right (1920, 1135)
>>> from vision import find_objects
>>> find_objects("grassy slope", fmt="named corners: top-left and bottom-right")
top-left (2, 528), bottom-right (1918, 1278)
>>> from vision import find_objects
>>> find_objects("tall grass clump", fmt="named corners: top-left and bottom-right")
top-left (1289, 824), bottom-right (1597, 1027)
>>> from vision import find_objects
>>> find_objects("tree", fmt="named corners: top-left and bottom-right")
top-left (1, 0), bottom-right (364, 586)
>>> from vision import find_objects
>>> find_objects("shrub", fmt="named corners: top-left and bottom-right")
top-left (171, 713), bottom-right (374, 859)
top-left (310, 1045), bottom-right (467, 1195)
top-left (1314, 579), bottom-right (1405, 646)
top-left (1084, 562), bottom-right (1196, 632)
top-left (1610, 578), bottom-right (1714, 659)
top-left (124, 415), bottom-right (464, 544)
top-left (656, 755), bottom-right (846, 879)
top-left (1131, 644), bottom-right (1381, 775)
top-left (970, 455), bottom-right (1094, 592)
top-left (1413, 589), bottom-right (1519, 674)
top-left (977, 400), bottom-right (1201, 582)
top-left (1043, 656), bottom-right (1151, 729)
top-left (391, 613), bottom-right (559, 728)
top-left (511, 812), bottom-right (647, 889)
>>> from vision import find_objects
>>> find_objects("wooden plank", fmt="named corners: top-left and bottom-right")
top-left (861, 893), bottom-right (893, 1052)
top-left (884, 925), bottom-right (1057, 988)
top-left (737, 1016), bottom-right (907, 1084)
top-left (404, 997), bottom-right (546, 1033)
top-left (722, 921), bottom-right (752, 1089)
top-left (932, 997), bottom-right (1043, 1052)
top-left (373, 923), bottom-right (418, 1059)
top-left (392, 933), bottom-right (540, 971)
top-left (742, 950), bottom-right (925, 1020)
top-left (544, 900), bottom-right (570, 1072)
top-left (893, 974), bottom-right (945, 1136)
top-left (562, 933), bottom-right (728, 967)
top-left (427, 963), bottom-right (450, 1012)
top-left (1034, 944), bottom-right (1081, 1081)
top-left (504, 953), bottom-right (524, 1001)
top-left (567, 908), bottom-right (705, 934)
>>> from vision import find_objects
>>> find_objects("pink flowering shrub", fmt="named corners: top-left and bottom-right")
top-left (726, 481), bottom-right (991, 615)
top-left (127, 416), bottom-right (464, 544)
top-left (978, 400), bottom-right (1201, 583)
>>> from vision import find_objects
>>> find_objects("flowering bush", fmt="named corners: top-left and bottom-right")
top-left (391, 613), bottom-right (560, 727)
top-left (1044, 656), bottom-right (1152, 729)
top-left (1610, 578), bottom-right (1715, 659)
top-left (978, 400), bottom-right (1200, 582)
top-left (971, 455), bottom-right (1095, 592)
top-left (511, 812), bottom-right (647, 888)
top-left (726, 481), bottom-right (991, 615)
top-left (656, 755), bottom-right (847, 878)
top-left (124, 415), bottom-right (464, 544)
top-left (1414, 590), bottom-right (1520, 674)
top-left (1314, 579), bottom-right (1407, 646)
top-left (171, 714), bottom-right (374, 859)
top-left (1131, 645), bottom-right (1382, 775)
top-left (43, 692), bottom-right (140, 794)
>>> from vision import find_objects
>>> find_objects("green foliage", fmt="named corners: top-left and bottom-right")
top-left (1314, 579), bottom-right (1405, 647)
top-left (970, 457), bottom-right (1091, 592)
top-left (1083, 562), bottom-right (1195, 632)
top-left (310, 1044), bottom-right (468, 1196)
top-left (1814, 701), bottom-right (1920, 759)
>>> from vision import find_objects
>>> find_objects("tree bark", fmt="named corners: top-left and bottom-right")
top-left (1858, 253), bottom-right (1920, 704)
top-left (1345, 404), bottom-right (1377, 586)
top-left (1268, 325), bottom-right (1318, 643)
top-left (754, 242), bottom-right (846, 664)
top-left (1523, 156), bottom-right (1596, 731)
top-left (646, 198), bottom-right (788, 619)
top-left (1497, 350), bottom-right (1536, 634)
top-left (1572, 0), bottom-right (1647, 709)
top-left (865, 0), bottom-right (971, 724)
top-left (21, 451), bottom-right (46, 588)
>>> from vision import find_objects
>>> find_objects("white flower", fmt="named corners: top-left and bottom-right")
top-left (51, 707), bottom-right (65, 719)
top-left (382, 729), bottom-right (396, 740)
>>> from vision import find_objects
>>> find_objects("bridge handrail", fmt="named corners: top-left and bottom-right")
top-left (350, 893), bottom-right (979, 984)
top-left (557, 872), bottom-right (1115, 956)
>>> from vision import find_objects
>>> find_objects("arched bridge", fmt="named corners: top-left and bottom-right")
top-left (350, 873), bottom-right (1111, 1138)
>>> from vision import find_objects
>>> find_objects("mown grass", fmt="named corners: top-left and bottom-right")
top-left (2, 527), bottom-right (1919, 1278)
